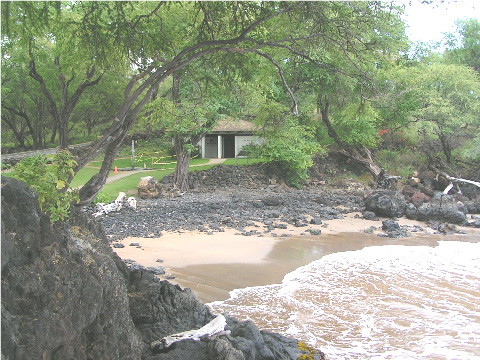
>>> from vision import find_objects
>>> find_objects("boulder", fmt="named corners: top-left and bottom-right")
top-left (362, 211), bottom-right (378, 221)
top-left (138, 176), bottom-right (162, 199)
top-left (409, 192), bottom-right (430, 208)
top-left (261, 196), bottom-right (283, 206)
top-left (382, 219), bottom-right (400, 232)
top-left (464, 198), bottom-right (480, 214)
top-left (406, 193), bottom-right (467, 224)
top-left (364, 190), bottom-right (407, 218)
top-left (381, 219), bottom-right (409, 238)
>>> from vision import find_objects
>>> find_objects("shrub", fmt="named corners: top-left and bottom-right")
top-left (257, 122), bottom-right (321, 188)
top-left (11, 151), bottom-right (79, 222)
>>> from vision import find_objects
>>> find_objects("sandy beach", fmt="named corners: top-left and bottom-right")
top-left (112, 213), bottom-right (480, 303)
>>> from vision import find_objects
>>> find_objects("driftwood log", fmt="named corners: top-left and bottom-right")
top-left (433, 169), bottom-right (480, 194)
top-left (151, 314), bottom-right (228, 350)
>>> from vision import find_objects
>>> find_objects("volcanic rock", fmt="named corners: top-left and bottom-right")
top-left (138, 176), bottom-right (162, 199)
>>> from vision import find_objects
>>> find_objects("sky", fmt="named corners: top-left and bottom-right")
top-left (401, 0), bottom-right (480, 44)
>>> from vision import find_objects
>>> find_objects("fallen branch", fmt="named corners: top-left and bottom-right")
top-left (431, 168), bottom-right (480, 195)
top-left (441, 174), bottom-right (480, 188)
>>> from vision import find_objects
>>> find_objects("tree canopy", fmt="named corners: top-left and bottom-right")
top-left (2, 1), bottom-right (479, 212)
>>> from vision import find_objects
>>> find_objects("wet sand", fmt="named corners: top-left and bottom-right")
top-left (112, 214), bottom-right (480, 303)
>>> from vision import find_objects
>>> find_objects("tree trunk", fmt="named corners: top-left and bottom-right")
top-left (318, 94), bottom-right (384, 181)
top-left (171, 73), bottom-right (192, 191)
top-left (438, 133), bottom-right (452, 164)
top-left (1, 113), bottom-right (26, 149)
top-left (173, 139), bottom-right (191, 192)
top-left (58, 121), bottom-right (69, 149)
top-left (78, 137), bottom-right (125, 205)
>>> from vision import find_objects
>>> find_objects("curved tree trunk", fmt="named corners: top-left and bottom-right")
top-left (318, 94), bottom-right (384, 181)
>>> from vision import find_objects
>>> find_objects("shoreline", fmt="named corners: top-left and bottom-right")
top-left (112, 214), bottom-right (480, 303)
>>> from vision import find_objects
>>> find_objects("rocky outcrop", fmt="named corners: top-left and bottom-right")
top-left (364, 188), bottom-right (475, 225)
top-left (406, 193), bottom-right (468, 224)
top-left (97, 186), bottom-right (362, 241)
top-left (1, 177), bottom-right (325, 359)
top-left (1, 177), bottom-right (142, 359)
top-left (163, 164), bottom-right (272, 191)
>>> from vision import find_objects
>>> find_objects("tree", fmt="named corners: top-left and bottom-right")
top-left (444, 18), bottom-right (480, 73)
top-left (376, 63), bottom-right (480, 165)
top-left (3, 1), bottom-right (407, 204)
top-left (282, 2), bottom-right (408, 181)
top-left (1, 42), bottom-right (54, 149)
top-left (255, 117), bottom-right (320, 188)
top-left (2, 2), bottom-right (108, 149)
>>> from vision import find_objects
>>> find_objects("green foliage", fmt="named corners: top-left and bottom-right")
top-left (376, 148), bottom-right (426, 179)
top-left (333, 102), bottom-right (382, 148)
top-left (461, 130), bottom-right (480, 161)
top-left (444, 18), bottom-right (480, 73)
top-left (11, 151), bottom-right (79, 222)
top-left (257, 121), bottom-right (321, 188)
top-left (376, 62), bottom-right (480, 164)
top-left (93, 192), bottom-right (112, 205)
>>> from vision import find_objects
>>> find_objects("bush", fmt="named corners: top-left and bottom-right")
top-left (10, 151), bottom-right (79, 222)
top-left (257, 122), bottom-right (321, 187)
top-left (376, 148), bottom-right (426, 179)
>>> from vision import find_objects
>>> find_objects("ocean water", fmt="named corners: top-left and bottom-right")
top-left (208, 240), bottom-right (480, 360)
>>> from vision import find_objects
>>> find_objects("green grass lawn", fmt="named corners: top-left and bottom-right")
top-left (97, 169), bottom-right (173, 200)
top-left (95, 164), bottom-right (216, 201)
top-left (70, 167), bottom-right (104, 188)
top-left (88, 156), bottom-right (209, 171)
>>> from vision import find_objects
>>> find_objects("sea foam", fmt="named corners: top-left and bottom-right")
top-left (209, 241), bottom-right (480, 360)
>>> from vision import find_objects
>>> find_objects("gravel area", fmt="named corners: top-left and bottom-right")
top-left (95, 185), bottom-right (365, 242)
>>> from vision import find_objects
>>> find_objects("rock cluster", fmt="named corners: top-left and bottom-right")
top-left (1, 177), bottom-right (325, 360)
top-left (93, 164), bottom-right (480, 242)
top-left (97, 186), bottom-right (363, 241)
top-left (364, 169), bottom-right (480, 226)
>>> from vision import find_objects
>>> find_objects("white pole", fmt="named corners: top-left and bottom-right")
top-left (217, 135), bottom-right (222, 158)
top-left (131, 140), bottom-right (135, 169)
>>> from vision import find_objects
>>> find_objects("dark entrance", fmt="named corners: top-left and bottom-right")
top-left (223, 135), bottom-right (235, 158)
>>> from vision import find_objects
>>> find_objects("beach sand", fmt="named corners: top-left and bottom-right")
top-left (112, 213), bottom-right (479, 303)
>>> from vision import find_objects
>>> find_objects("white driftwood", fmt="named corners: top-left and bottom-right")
top-left (92, 192), bottom-right (137, 217)
top-left (127, 197), bottom-right (137, 209)
top-left (115, 192), bottom-right (127, 203)
top-left (153, 314), bottom-right (227, 349)
top-left (439, 172), bottom-right (480, 195)
top-left (443, 183), bottom-right (454, 195)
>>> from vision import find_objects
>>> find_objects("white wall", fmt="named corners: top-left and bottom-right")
top-left (235, 135), bottom-right (264, 156)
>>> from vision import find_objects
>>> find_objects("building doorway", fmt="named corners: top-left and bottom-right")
top-left (222, 135), bottom-right (235, 158)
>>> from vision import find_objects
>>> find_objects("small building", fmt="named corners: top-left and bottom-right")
top-left (200, 118), bottom-right (263, 159)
